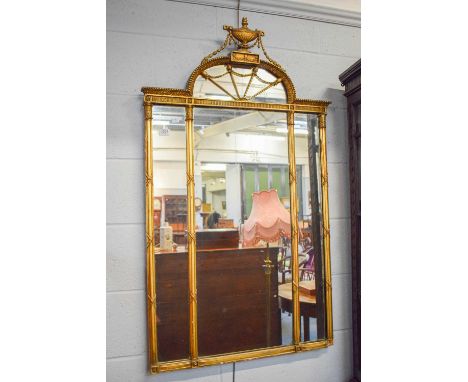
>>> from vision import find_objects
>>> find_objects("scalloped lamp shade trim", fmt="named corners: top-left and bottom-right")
top-left (242, 189), bottom-right (291, 246)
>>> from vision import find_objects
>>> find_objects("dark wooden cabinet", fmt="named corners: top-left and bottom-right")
top-left (196, 228), bottom-right (239, 250)
top-left (163, 195), bottom-right (187, 228)
top-left (155, 246), bottom-right (280, 361)
top-left (339, 59), bottom-right (361, 382)
top-left (162, 195), bottom-right (188, 245)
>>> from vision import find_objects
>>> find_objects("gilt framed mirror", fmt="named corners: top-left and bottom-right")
top-left (142, 18), bottom-right (332, 373)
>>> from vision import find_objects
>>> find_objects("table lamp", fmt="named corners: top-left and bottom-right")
top-left (242, 189), bottom-right (291, 346)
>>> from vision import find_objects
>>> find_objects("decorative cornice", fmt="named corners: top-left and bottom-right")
top-left (339, 58), bottom-right (361, 86)
top-left (141, 87), bottom-right (191, 96)
top-left (167, 0), bottom-right (360, 28)
top-left (296, 98), bottom-right (331, 107)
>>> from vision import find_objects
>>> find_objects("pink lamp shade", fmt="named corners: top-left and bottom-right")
top-left (242, 189), bottom-right (291, 246)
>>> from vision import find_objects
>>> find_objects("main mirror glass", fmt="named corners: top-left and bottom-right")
top-left (151, 106), bottom-right (326, 360)
top-left (193, 107), bottom-right (293, 356)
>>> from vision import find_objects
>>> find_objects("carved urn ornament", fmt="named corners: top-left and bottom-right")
top-left (224, 17), bottom-right (264, 51)
top-left (202, 17), bottom-right (283, 69)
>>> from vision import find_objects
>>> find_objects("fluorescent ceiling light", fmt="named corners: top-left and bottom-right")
top-left (152, 115), bottom-right (177, 122)
top-left (276, 127), bottom-right (308, 135)
top-left (201, 163), bottom-right (226, 171)
top-left (277, 119), bottom-right (307, 126)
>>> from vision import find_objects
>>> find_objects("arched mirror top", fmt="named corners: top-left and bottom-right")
top-left (188, 57), bottom-right (295, 103)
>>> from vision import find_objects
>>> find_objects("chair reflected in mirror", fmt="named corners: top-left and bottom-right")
top-left (278, 236), bottom-right (291, 284)
top-left (299, 243), bottom-right (315, 281)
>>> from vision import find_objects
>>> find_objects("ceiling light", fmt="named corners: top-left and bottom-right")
top-left (201, 163), bottom-right (226, 171)
top-left (275, 127), bottom-right (308, 135)
top-left (153, 120), bottom-right (169, 126)
top-left (152, 115), bottom-right (175, 121)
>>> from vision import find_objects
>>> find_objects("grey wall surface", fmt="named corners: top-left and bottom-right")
top-left (107, 1), bottom-right (360, 381)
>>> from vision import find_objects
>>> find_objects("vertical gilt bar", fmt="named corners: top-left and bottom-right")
top-left (287, 111), bottom-right (301, 347)
top-left (318, 113), bottom-right (334, 343)
top-left (144, 101), bottom-right (159, 371)
top-left (185, 105), bottom-right (199, 365)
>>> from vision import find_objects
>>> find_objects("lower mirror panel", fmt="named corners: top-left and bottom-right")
top-left (155, 251), bottom-right (189, 361)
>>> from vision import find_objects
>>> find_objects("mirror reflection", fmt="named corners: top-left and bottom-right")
top-left (152, 106), bottom-right (189, 361)
top-left (193, 108), bottom-right (293, 356)
top-left (151, 106), bottom-right (324, 361)
top-left (193, 65), bottom-right (286, 103)
top-left (293, 113), bottom-right (325, 342)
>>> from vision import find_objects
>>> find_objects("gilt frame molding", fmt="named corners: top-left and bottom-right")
top-left (142, 18), bottom-right (333, 373)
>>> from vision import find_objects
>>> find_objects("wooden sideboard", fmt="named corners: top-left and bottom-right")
top-left (163, 195), bottom-right (187, 244)
top-left (155, 246), bottom-right (280, 361)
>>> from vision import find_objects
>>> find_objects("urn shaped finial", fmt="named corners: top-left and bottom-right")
top-left (223, 17), bottom-right (264, 51)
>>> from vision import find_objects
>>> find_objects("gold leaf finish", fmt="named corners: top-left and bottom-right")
top-left (225, 17), bottom-right (263, 50)
top-left (287, 111), bottom-right (301, 346)
top-left (143, 18), bottom-right (333, 373)
top-left (318, 113), bottom-right (333, 341)
top-left (144, 102), bottom-right (158, 369)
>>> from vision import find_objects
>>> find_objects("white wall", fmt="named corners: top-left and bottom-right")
top-left (153, 161), bottom-right (186, 197)
top-left (107, 0), bottom-right (359, 381)
top-left (226, 164), bottom-right (242, 224)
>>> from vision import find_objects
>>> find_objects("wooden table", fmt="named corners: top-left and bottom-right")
top-left (278, 281), bottom-right (317, 341)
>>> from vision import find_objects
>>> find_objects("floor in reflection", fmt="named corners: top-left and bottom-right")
top-left (280, 312), bottom-right (317, 344)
